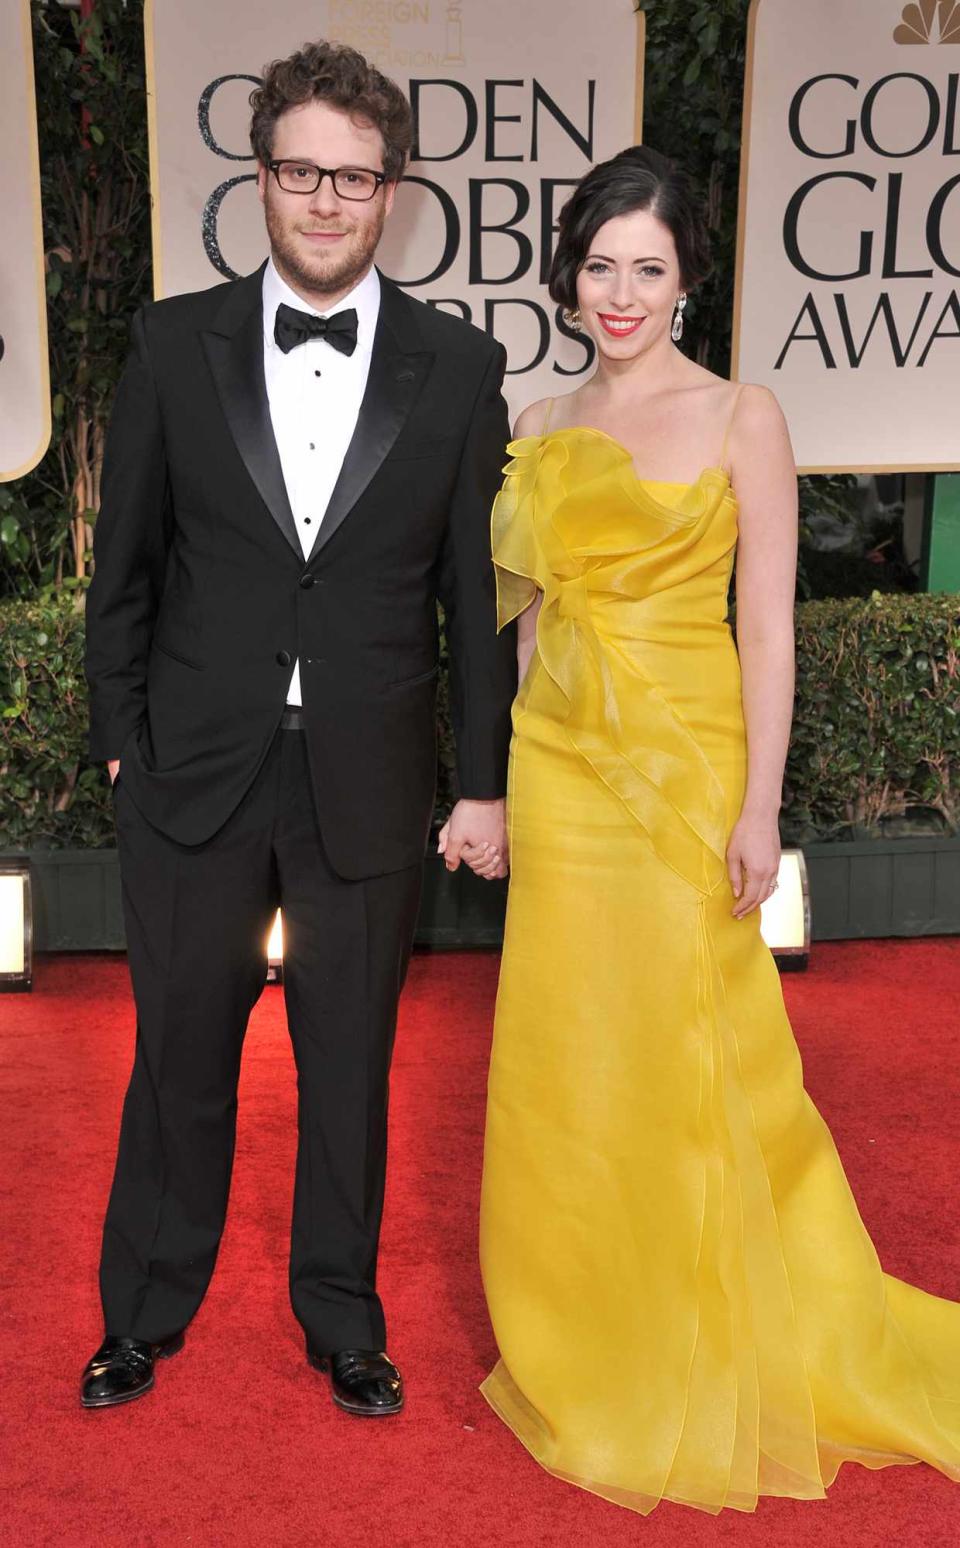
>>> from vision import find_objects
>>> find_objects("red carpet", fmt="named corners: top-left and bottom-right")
top-left (1, 941), bottom-right (959, 1547)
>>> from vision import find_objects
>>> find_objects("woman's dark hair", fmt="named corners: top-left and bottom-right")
top-left (549, 145), bottom-right (713, 307)
top-left (250, 40), bottom-right (412, 183)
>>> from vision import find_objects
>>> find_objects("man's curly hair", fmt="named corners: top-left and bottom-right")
top-left (250, 40), bottom-right (412, 182)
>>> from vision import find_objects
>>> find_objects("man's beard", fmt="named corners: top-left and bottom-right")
top-left (266, 199), bottom-right (385, 301)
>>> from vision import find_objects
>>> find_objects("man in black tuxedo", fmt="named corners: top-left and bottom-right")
top-left (81, 41), bottom-right (515, 1414)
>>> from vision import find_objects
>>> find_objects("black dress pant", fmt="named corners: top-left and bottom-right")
top-left (100, 725), bottom-right (422, 1351)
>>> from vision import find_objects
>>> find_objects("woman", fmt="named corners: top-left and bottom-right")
top-left (471, 147), bottom-right (960, 1515)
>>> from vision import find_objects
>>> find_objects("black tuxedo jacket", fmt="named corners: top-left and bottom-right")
top-left (85, 265), bottom-right (517, 879)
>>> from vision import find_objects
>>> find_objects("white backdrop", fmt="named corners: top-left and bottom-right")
top-left (0, 0), bottom-right (50, 482)
top-left (144, 0), bottom-right (644, 420)
top-left (733, 0), bottom-right (960, 472)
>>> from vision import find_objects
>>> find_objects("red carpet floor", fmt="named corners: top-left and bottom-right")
top-left (1, 941), bottom-right (959, 1548)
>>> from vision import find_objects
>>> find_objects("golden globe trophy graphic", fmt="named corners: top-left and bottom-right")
top-left (445, 2), bottom-right (465, 64)
top-left (893, 1), bottom-right (960, 43)
top-left (323, 0), bottom-right (463, 71)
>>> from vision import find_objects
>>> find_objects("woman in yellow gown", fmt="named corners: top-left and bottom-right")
top-left (474, 147), bottom-right (960, 1516)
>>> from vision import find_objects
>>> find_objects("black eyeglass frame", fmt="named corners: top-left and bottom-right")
top-left (267, 161), bottom-right (388, 201)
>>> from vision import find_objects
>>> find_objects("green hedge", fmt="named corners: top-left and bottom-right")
top-left (1, 592), bottom-right (957, 850)
top-left (783, 593), bottom-right (959, 840)
top-left (0, 592), bottom-right (112, 848)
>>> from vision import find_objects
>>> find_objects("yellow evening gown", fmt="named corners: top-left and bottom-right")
top-left (478, 423), bottom-right (960, 1516)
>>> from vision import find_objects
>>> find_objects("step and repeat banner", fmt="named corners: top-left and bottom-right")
top-left (0, 0), bottom-right (50, 482)
top-left (144, 0), bottom-right (644, 420)
top-left (733, 0), bottom-right (960, 473)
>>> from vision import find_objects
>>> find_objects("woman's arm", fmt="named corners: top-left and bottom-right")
top-left (726, 385), bottom-right (798, 919)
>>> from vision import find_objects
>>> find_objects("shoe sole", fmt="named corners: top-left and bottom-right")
top-left (306, 1351), bottom-right (404, 1417)
top-left (80, 1332), bottom-right (185, 1410)
top-left (331, 1388), bottom-right (404, 1418)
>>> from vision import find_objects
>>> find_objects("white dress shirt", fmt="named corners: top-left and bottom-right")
top-left (262, 258), bottom-right (381, 706)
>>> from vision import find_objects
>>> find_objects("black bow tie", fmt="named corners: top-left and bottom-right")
top-left (274, 302), bottom-right (359, 357)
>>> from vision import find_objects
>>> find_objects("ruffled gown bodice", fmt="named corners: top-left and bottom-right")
top-left (493, 428), bottom-right (744, 895)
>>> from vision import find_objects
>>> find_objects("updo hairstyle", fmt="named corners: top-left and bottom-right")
top-left (549, 145), bottom-right (712, 309)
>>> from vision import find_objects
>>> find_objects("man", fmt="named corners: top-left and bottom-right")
top-left (82, 40), bottom-right (515, 1415)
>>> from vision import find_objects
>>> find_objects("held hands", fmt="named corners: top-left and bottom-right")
top-left (726, 809), bottom-right (781, 920)
top-left (437, 798), bottom-right (509, 881)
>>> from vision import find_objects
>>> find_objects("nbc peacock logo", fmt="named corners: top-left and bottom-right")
top-left (893, 0), bottom-right (960, 43)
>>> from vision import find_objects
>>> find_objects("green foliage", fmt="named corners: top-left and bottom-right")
top-left (1, 0), bottom-right (150, 598)
top-left (0, 591), bottom-right (113, 848)
top-left (0, 485), bottom-right (41, 582)
top-left (784, 594), bottom-right (960, 840)
top-left (639, 0), bottom-right (749, 377)
top-left (796, 475), bottom-right (916, 600)
top-left (2, 593), bottom-right (956, 850)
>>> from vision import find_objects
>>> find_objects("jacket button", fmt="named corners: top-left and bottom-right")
top-left (299, 574), bottom-right (315, 589)
top-left (276, 649), bottom-right (292, 667)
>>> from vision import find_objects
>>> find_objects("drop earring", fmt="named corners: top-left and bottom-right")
top-left (562, 307), bottom-right (582, 333)
top-left (671, 292), bottom-right (688, 343)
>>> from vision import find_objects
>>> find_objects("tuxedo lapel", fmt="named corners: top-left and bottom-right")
top-left (310, 275), bottom-right (434, 559)
top-left (201, 265), bottom-right (301, 560)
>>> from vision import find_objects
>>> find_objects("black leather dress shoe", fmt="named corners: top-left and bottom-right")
top-left (307, 1347), bottom-right (404, 1416)
top-left (80, 1332), bottom-right (185, 1409)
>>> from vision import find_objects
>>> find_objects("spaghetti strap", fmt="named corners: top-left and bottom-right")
top-left (541, 397), bottom-right (555, 435)
top-left (719, 385), bottom-right (744, 473)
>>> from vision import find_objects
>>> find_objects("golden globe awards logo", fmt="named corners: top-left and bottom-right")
top-left (772, 12), bottom-right (960, 374)
top-left (733, 0), bottom-right (960, 468)
top-left (144, 0), bottom-right (642, 419)
top-left (894, 1), bottom-right (960, 44)
top-left (198, 72), bottom-right (599, 378)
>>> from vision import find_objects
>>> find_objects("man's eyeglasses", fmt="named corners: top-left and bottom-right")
top-left (267, 161), bottom-right (387, 201)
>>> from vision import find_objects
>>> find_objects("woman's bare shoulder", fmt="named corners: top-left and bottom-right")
top-left (732, 382), bottom-right (790, 436)
top-left (512, 397), bottom-right (554, 439)
top-left (728, 382), bottom-right (796, 483)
